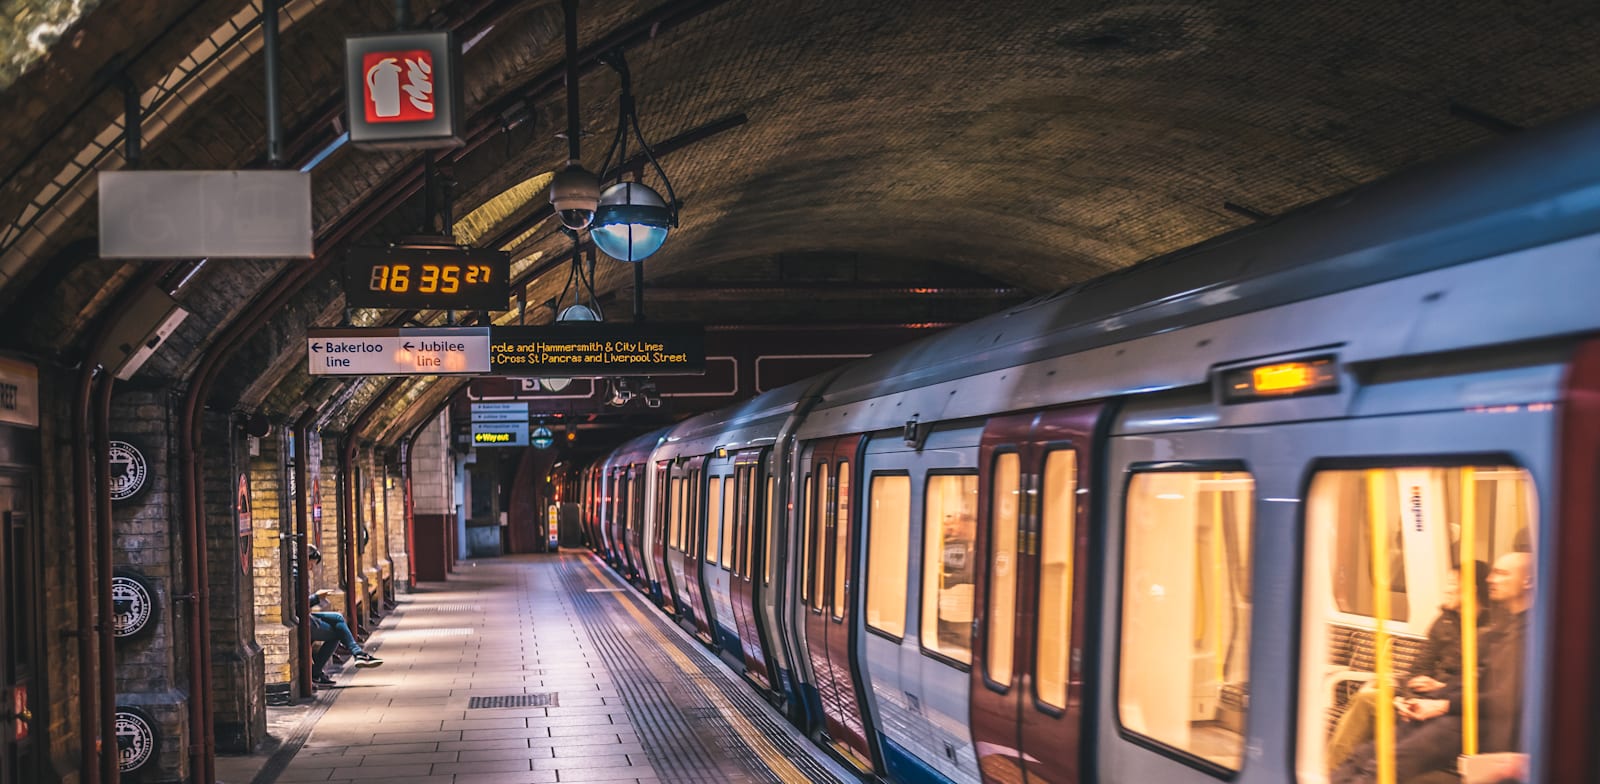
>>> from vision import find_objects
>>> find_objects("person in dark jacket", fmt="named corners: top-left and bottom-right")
top-left (1330, 552), bottom-right (1532, 784)
top-left (1326, 563), bottom-right (1490, 770)
top-left (306, 544), bottom-right (383, 686)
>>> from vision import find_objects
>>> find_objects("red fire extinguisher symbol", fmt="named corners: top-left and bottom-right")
top-left (362, 49), bottom-right (435, 123)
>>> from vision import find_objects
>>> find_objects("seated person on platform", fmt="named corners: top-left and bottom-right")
top-left (1327, 563), bottom-right (1490, 770)
top-left (1330, 552), bottom-right (1533, 784)
top-left (306, 545), bottom-right (383, 685)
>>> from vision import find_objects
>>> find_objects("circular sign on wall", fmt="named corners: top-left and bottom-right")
top-left (108, 441), bottom-right (148, 501)
top-left (115, 706), bottom-right (159, 773)
top-left (111, 572), bottom-right (157, 640)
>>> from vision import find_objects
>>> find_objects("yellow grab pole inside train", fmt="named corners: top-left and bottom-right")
top-left (1367, 470), bottom-right (1396, 784)
top-left (1212, 475), bottom-right (1226, 682)
top-left (1459, 467), bottom-right (1479, 756)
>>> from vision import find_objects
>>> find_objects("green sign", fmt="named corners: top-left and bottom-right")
top-left (490, 324), bottom-right (705, 376)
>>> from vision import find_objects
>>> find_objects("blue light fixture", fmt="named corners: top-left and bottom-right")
top-left (591, 181), bottom-right (671, 262)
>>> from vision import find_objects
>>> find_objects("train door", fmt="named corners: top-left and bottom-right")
top-left (802, 434), bottom-right (876, 772)
top-left (730, 450), bottom-right (775, 689)
top-left (616, 466), bottom-right (638, 579)
top-left (702, 456), bottom-right (738, 651)
top-left (684, 461), bottom-right (714, 642)
top-left (630, 465), bottom-right (649, 588)
top-left (970, 405), bottom-right (1101, 784)
top-left (652, 461), bottom-right (675, 612)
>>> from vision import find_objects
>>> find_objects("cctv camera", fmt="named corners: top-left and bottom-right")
top-left (549, 162), bottom-right (600, 231)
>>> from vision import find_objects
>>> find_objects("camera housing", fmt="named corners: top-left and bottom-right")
top-left (549, 162), bottom-right (600, 231)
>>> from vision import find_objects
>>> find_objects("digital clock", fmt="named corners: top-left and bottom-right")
top-left (342, 245), bottom-right (512, 310)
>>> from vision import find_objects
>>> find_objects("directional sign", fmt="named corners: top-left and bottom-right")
top-left (470, 402), bottom-right (527, 423)
top-left (471, 421), bottom-right (528, 447)
top-left (490, 323), bottom-right (706, 376)
top-left (307, 327), bottom-right (490, 376)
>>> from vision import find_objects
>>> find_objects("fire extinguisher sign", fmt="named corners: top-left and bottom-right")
top-left (345, 31), bottom-right (462, 148)
top-left (362, 50), bottom-right (434, 123)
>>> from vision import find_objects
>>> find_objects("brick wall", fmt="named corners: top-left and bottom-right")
top-left (110, 389), bottom-right (190, 784)
top-left (384, 462), bottom-right (408, 591)
top-left (249, 433), bottom-right (296, 688)
top-left (200, 412), bottom-right (264, 753)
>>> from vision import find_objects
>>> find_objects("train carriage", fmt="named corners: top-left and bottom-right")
top-left (579, 108), bottom-right (1600, 784)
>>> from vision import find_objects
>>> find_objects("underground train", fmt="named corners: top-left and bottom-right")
top-left (573, 109), bottom-right (1600, 784)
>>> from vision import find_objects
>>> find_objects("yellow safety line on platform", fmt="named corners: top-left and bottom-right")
top-left (578, 555), bottom-right (815, 784)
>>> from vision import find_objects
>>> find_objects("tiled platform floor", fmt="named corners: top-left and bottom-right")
top-left (236, 551), bottom-right (853, 784)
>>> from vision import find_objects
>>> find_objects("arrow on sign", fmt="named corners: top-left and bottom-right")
top-left (403, 342), bottom-right (415, 351)
top-left (310, 343), bottom-right (321, 352)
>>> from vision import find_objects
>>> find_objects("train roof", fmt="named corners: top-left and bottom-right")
top-left (654, 375), bottom-right (826, 459)
top-left (814, 107), bottom-right (1600, 411)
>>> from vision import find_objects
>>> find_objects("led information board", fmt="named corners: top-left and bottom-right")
top-left (342, 246), bottom-right (510, 310)
top-left (490, 324), bottom-right (706, 376)
top-left (306, 327), bottom-right (490, 375)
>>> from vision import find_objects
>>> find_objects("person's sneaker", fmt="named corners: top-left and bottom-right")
top-left (312, 672), bottom-right (335, 685)
top-left (353, 652), bottom-right (383, 668)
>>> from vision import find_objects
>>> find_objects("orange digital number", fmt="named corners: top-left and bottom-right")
top-left (419, 264), bottom-right (440, 293)
top-left (441, 265), bottom-right (460, 293)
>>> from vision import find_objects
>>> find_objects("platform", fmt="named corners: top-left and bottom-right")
top-left (223, 552), bottom-right (855, 784)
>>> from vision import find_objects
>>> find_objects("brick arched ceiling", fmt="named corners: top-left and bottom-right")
top-left (2, 0), bottom-right (1597, 444)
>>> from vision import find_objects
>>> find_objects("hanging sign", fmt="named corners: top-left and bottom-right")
top-left (111, 572), bottom-right (157, 640)
top-left (108, 441), bottom-right (148, 501)
top-left (342, 245), bottom-right (511, 310)
top-left (307, 327), bottom-right (491, 375)
top-left (115, 706), bottom-right (160, 773)
top-left (490, 323), bottom-right (706, 376)
top-left (470, 401), bottom-right (528, 423)
top-left (345, 30), bottom-right (464, 149)
top-left (472, 421), bottom-right (528, 447)
top-left (0, 357), bottom-right (38, 428)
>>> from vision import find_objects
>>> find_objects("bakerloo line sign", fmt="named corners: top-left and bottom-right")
top-left (306, 323), bottom-right (706, 378)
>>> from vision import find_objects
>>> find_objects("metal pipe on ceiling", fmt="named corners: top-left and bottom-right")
top-left (70, 369), bottom-right (99, 784)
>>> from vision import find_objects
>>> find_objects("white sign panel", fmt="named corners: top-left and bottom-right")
top-left (307, 327), bottom-right (490, 376)
top-left (471, 402), bottom-right (527, 423)
top-left (100, 170), bottom-right (313, 259)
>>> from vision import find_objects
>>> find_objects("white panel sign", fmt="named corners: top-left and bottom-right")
top-left (0, 357), bottom-right (39, 428)
top-left (307, 327), bottom-right (490, 376)
top-left (471, 402), bottom-right (527, 422)
top-left (99, 170), bottom-right (313, 259)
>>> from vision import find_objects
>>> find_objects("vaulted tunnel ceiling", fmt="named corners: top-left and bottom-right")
top-left (2, 0), bottom-right (1598, 445)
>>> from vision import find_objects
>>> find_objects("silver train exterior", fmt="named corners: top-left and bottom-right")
top-left (577, 108), bottom-right (1600, 784)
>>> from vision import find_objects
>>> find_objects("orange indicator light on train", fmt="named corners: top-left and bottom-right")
top-left (1221, 355), bottom-right (1339, 403)
top-left (1252, 362), bottom-right (1317, 393)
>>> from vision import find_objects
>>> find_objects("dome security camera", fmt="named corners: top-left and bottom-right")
top-left (549, 162), bottom-right (600, 231)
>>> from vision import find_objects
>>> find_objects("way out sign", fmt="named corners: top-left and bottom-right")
top-left (345, 30), bottom-right (463, 149)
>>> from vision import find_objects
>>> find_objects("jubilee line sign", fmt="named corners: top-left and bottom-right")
top-left (306, 327), bottom-right (490, 376)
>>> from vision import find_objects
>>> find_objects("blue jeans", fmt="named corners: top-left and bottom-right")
top-left (310, 611), bottom-right (362, 673)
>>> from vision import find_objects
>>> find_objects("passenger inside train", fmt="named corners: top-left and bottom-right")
top-left (1300, 466), bottom-right (1537, 784)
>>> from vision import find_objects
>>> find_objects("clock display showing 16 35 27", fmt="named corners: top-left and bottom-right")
top-left (341, 245), bottom-right (512, 310)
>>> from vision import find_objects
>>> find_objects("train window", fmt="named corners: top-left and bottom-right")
top-left (668, 477), bottom-right (681, 551)
top-left (1036, 449), bottom-right (1077, 710)
top-left (1120, 469), bottom-right (1255, 772)
top-left (763, 475), bottom-right (775, 585)
top-left (832, 462), bottom-right (851, 620)
top-left (865, 474), bottom-right (911, 637)
top-left (801, 474), bottom-right (813, 603)
top-left (1297, 464), bottom-right (1538, 782)
top-left (812, 465), bottom-right (829, 611)
top-left (722, 472), bottom-right (737, 568)
top-left (923, 472), bottom-right (978, 664)
top-left (707, 476), bottom-right (723, 562)
top-left (986, 453), bottom-right (1021, 686)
